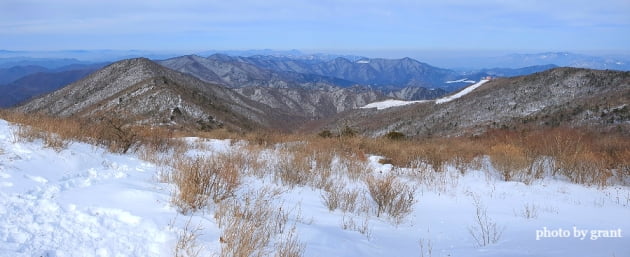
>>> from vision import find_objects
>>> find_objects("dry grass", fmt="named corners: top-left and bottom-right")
top-left (174, 217), bottom-right (203, 257)
top-left (1, 110), bottom-right (627, 189)
top-left (365, 174), bottom-right (416, 222)
top-left (320, 182), bottom-right (363, 214)
top-left (274, 226), bottom-right (306, 257)
top-left (274, 151), bottom-right (314, 188)
top-left (215, 187), bottom-right (290, 257)
top-left (488, 143), bottom-right (530, 181)
top-left (340, 214), bottom-right (372, 239)
top-left (170, 154), bottom-right (241, 214)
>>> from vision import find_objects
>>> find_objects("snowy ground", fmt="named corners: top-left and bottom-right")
top-left (0, 119), bottom-right (629, 257)
top-left (435, 79), bottom-right (489, 104)
top-left (360, 99), bottom-right (430, 110)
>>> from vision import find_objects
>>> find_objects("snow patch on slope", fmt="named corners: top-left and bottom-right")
top-left (446, 78), bottom-right (476, 84)
top-left (435, 79), bottom-right (489, 104)
top-left (360, 99), bottom-right (430, 110)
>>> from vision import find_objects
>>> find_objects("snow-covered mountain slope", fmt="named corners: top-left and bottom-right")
top-left (1, 119), bottom-right (629, 256)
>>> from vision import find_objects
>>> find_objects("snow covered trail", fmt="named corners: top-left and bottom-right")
top-left (0, 120), bottom-right (176, 257)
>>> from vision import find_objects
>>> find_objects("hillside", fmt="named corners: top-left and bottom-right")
top-left (316, 68), bottom-right (630, 137)
top-left (235, 86), bottom-right (387, 119)
top-left (14, 58), bottom-right (292, 131)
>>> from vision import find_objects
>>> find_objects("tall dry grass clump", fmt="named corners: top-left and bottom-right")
top-left (365, 174), bottom-right (416, 222)
top-left (215, 187), bottom-right (294, 257)
top-left (274, 151), bottom-right (313, 188)
top-left (488, 143), bottom-right (530, 181)
top-left (274, 227), bottom-right (306, 257)
top-left (170, 154), bottom-right (241, 214)
top-left (320, 182), bottom-right (363, 214)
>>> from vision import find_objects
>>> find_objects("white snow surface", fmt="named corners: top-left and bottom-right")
top-left (446, 78), bottom-right (476, 84)
top-left (1, 119), bottom-right (629, 256)
top-left (360, 99), bottom-right (430, 110)
top-left (435, 79), bottom-right (489, 104)
top-left (360, 80), bottom-right (489, 110)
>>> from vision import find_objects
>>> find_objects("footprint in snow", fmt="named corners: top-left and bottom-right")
top-left (0, 171), bottom-right (11, 179)
top-left (25, 174), bottom-right (48, 184)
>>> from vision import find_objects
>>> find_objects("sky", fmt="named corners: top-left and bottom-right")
top-left (1, 0), bottom-right (629, 56)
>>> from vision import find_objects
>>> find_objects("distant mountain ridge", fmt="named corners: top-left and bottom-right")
top-left (473, 52), bottom-right (630, 71)
top-left (0, 69), bottom-right (98, 108)
top-left (158, 55), bottom-right (357, 89)
top-left (213, 55), bottom-right (466, 91)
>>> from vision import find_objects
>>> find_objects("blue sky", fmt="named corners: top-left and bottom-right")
top-left (1, 0), bottom-right (629, 55)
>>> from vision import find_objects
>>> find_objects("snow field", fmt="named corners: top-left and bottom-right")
top-left (1, 118), bottom-right (629, 256)
top-left (435, 79), bottom-right (489, 104)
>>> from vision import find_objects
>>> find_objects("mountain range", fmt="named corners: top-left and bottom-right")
top-left (5, 51), bottom-right (630, 137)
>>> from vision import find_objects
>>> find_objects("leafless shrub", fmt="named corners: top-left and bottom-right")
top-left (10, 124), bottom-right (41, 143)
top-left (274, 151), bottom-right (313, 188)
top-left (365, 174), bottom-right (416, 222)
top-left (42, 133), bottom-right (70, 152)
top-left (337, 157), bottom-right (369, 181)
top-left (174, 217), bottom-right (203, 257)
top-left (320, 182), bottom-right (361, 213)
top-left (215, 187), bottom-right (287, 257)
top-left (10, 124), bottom-right (70, 152)
top-left (340, 214), bottom-right (372, 239)
top-left (170, 154), bottom-right (240, 214)
top-left (274, 226), bottom-right (305, 257)
top-left (467, 195), bottom-right (504, 247)
top-left (488, 143), bottom-right (530, 182)
top-left (419, 238), bottom-right (433, 257)
top-left (515, 203), bottom-right (539, 219)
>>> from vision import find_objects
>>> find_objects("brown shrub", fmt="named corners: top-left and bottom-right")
top-left (215, 187), bottom-right (287, 257)
top-left (170, 154), bottom-right (241, 213)
top-left (365, 174), bottom-right (416, 222)
top-left (488, 143), bottom-right (530, 181)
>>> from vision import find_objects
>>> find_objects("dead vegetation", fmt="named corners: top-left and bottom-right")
top-left (215, 187), bottom-right (293, 257)
top-left (2, 109), bottom-right (627, 189)
top-left (168, 154), bottom-right (241, 214)
top-left (1, 110), bottom-right (628, 255)
top-left (365, 174), bottom-right (416, 222)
